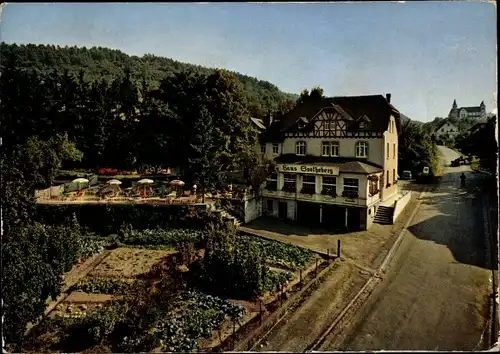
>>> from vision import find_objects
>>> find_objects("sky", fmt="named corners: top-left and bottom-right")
top-left (0, 2), bottom-right (497, 122)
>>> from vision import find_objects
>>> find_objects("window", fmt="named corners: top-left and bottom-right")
top-left (301, 175), bottom-right (316, 194)
top-left (265, 173), bottom-right (277, 191)
top-left (260, 144), bottom-right (266, 154)
top-left (386, 170), bottom-right (390, 187)
top-left (393, 169), bottom-right (396, 183)
top-left (355, 142), bottom-right (368, 158)
top-left (282, 173), bottom-right (296, 193)
top-left (322, 142), bottom-right (339, 157)
top-left (322, 142), bottom-right (330, 157)
top-left (324, 121), bottom-right (331, 130)
top-left (267, 200), bottom-right (274, 212)
top-left (296, 141), bottom-right (306, 156)
top-left (393, 143), bottom-right (396, 159)
top-left (272, 143), bottom-right (279, 155)
top-left (321, 176), bottom-right (337, 196)
top-left (386, 142), bottom-right (389, 159)
top-left (359, 121), bottom-right (365, 129)
top-left (331, 142), bottom-right (339, 156)
top-left (342, 178), bottom-right (359, 198)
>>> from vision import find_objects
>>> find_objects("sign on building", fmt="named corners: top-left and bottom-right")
top-left (423, 166), bottom-right (430, 175)
top-left (277, 164), bottom-right (339, 176)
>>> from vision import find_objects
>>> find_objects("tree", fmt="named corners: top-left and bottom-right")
top-left (2, 221), bottom-right (82, 350)
top-left (398, 120), bottom-right (439, 175)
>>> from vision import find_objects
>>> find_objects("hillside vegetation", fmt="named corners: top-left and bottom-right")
top-left (0, 42), bottom-right (297, 118)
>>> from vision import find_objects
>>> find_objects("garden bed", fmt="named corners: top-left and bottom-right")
top-left (87, 247), bottom-right (176, 279)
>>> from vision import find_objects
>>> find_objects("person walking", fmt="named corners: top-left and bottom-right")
top-left (460, 172), bottom-right (466, 186)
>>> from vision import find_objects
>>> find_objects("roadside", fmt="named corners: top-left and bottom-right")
top-left (320, 156), bottom-right (493, 351)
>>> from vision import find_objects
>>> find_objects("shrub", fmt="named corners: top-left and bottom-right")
top-left (69, 278), bottom-right (133, 295)
top-left (34, 204), bottom-right (216, 234)
top-left (118, 227), bottom-right (209, 248)
top-left (244, 236), bottom-right (313, 270)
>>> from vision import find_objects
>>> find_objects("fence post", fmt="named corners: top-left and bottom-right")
top-left (259, 300), bottom-right (263, 325)
top-left (337, 239), bottom-right (341, 257)
top-left (233, 318), bottom-right (236, 349)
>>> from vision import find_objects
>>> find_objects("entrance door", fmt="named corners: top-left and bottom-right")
top-left (278, 202), bottom-right (287, 219)
top-left (297, 201), bottom-right (320, 227)
top-left (347, 207), bottom-right (361, 231)
top-left (322, 204), bottom-right (344, 231)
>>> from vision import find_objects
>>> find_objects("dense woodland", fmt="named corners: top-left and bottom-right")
top-left (0, 42), bottom-right (298, 118)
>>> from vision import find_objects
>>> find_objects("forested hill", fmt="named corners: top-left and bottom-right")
top-left (0, 42), bottom-right (297, 118)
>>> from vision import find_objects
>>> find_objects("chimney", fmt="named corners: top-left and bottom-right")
top-left (386, 93), bottom-right (391, 103)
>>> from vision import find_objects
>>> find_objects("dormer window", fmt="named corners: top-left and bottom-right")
top-left (296, 141), bottom-right (306, 156)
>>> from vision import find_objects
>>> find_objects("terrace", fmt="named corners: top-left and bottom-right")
top-left (35, 170), bottom-right (257, 205)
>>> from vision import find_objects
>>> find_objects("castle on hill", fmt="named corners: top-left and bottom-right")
top-left (448, 99), bottom-right (486, 120)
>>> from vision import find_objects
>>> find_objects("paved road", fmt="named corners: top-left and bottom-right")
top-left (321, 146), bottom-right (492, 351)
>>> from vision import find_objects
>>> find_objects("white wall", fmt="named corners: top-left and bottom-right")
top-left (282, 137), bottom-right (385, 167)
top-left (244, 197), bottom-right (262, 223)
top-left (392, 191), bottom-right (412, 222)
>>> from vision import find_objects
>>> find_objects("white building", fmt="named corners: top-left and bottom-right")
top-left (434, 121), bottom-right (460, 139)
top-left (256, 93), bottom-right (406, 231)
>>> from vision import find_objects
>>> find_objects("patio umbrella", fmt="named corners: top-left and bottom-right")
top-left (71, 178), bottom-right (89, 190)
top-left (107, 179), bottom-right (122, 196)
top-left (169, 178), bottom-right (185, 187)
top-left (137, 178), bottom-right (154, 197)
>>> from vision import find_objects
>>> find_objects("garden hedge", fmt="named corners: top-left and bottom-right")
top-left (34, 204), bottom-right (214, 235)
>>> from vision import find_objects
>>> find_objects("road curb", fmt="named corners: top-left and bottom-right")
top-left (308, 187), bottom-right (430, 351)
top-left (379, 189), bottom-right (428, 274)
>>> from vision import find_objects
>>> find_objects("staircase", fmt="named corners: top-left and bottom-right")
top-left (220, 210), bottom-right (243, 227)
top-left (374, 205), bottom-right (394, 225)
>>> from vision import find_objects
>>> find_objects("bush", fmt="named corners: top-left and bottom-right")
top-left (118, 227), bottom-right (209, 248)
top-left (262, 270), bottom-right (293, 292)
top-left (192, 224), bottom-right (288, 299)
top-left (34, 204), bottom-right (216, 235)
top-left (77, 237), bottom-right (108, 260)
top-left (244, 236), bottom-right (313, 270)
top-left (69, 278), bottom-right (133, 295)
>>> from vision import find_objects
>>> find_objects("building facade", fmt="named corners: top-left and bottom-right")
top-left (258, 94), bottom-right (401, 231)
top-left (434, 121), bottom-right (460, 139)
top-left (448, 99), bottom-right (486, 120)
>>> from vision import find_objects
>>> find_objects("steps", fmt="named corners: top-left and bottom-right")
top-left (220, 210), bottom-right (243, 227)
top-left (374, 205), bottom-right (394, 225)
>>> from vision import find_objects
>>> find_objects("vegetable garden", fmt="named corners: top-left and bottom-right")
top-left (26, 223), bottom-right (320, 353)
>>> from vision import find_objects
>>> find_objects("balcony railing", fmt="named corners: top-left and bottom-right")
top-left (342, 190), bottom-right (359, 199)
top-left (282, 183), bottom-right (296, 193)
top-left (321, 187), bottom-right (337, 198)
top-left (264, 181), bottom-right (277, 191)
top-left (300, 185), bottom-right (316, 195)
